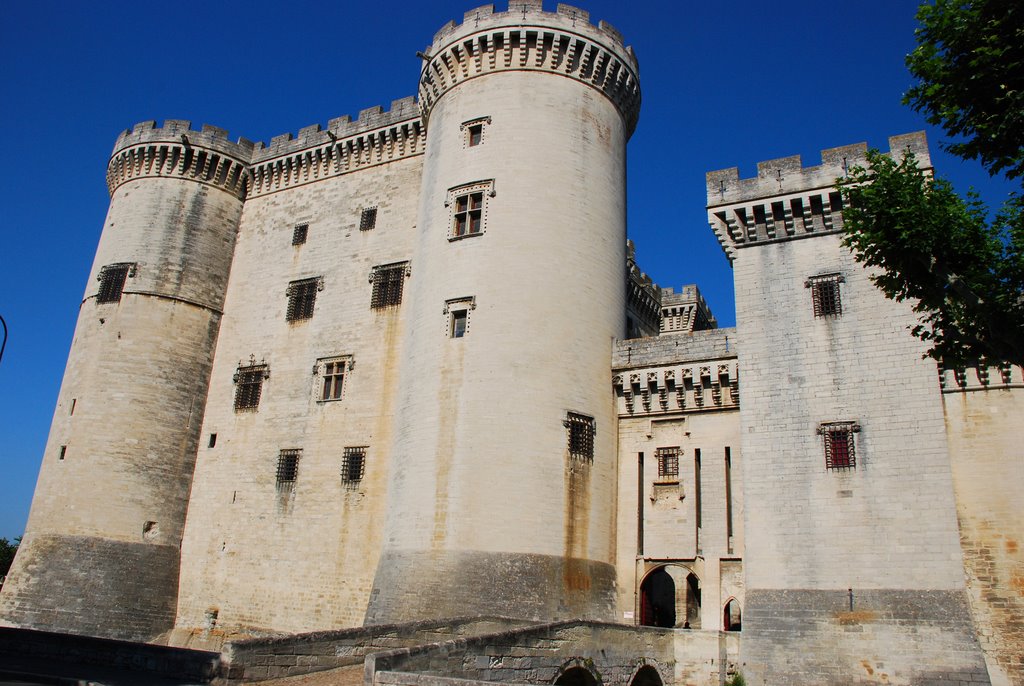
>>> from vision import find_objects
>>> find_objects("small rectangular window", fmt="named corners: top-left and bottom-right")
top-left (359, 207), bottom-right (377, 231)
top-left (96, 263), bottom-right (135, 303)
top-left (806, 273), bottom-right (844, 318)
top-left (451, 310), bottom-right (468, 338)
top-left (370, 262), bottom-right (409, 309)
top-left (292, 223), bottom-right (308, 245)
top-left (564, 412), bottom-right (596, 461)
top-left (460, 116), bottom-right (490, 147)
top-left (656, 447), bottom-right (680, 478)
top-left (58, 445), bottom-right (67, 461)
top-left (286, 277), bottom-right (322, 321)
top-left (322, 360), bottom-right (345, 401)
top-left (468, 124), bottom-right (483, 146)
top-left (234, 362), bottom-right (268, 411)
top-left (819, 421), bottom-right (860, 470)
top-left (342, 446), bottom-right (366, 483)
top-left (453, 192), bottom-right (484, 237)
top-left (208, 433), bottom-right (217, 448)
top-left (277, 449), bottom-right (300, 485)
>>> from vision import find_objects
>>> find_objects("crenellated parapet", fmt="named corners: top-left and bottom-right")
top-left (107, 120), bottom-right (255, 199)
top-left (248, 97), bottom-right (423, 197)
top-left (626, 240), bottom-right (661, 337)
top-left (705, 132), bottom-right (931, 260)
top-left (940, 362), bottom-right (1024, 392)
top-left (418, 2), bottom-right (641, 137)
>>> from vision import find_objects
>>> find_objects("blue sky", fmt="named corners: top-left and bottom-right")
top-left (0, 0), bottom-right (1016, 541)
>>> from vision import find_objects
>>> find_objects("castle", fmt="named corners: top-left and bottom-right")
top-left (1, 3), bottom-right (1021, 685)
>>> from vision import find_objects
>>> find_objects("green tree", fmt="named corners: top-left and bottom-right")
top-left (0, 536), bottom-right (20, 581)
top-left (905, 0), bottom-right (1024, 179)
top-left (841, 152), bottom-right (1024, 367)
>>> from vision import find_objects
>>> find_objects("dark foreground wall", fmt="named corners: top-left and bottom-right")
top-left (740, 589), bottom-right (991, 685)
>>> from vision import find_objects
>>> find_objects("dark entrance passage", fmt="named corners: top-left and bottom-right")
top-left (554, 667), bottom-right (598, 686)
top-left (630, 665), bottom-right (663, 686)
top-left (639, 566), bottom-right (676, 627)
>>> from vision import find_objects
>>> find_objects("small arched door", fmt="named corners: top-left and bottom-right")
top-left (639, 566), bottom-right (676, 627)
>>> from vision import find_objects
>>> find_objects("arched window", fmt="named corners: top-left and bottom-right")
top-left (724, 598), bottom-right (742, 631)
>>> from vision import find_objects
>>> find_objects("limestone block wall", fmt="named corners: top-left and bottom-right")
top-left (0, 123), bottom-right (249, 641)
top-left (942, 366), bottom-right (1024, 686)
top-left (175, 145), bottom-right (423, 634)
top-left (613, 330), bottom-right (743, 632)
top-left (708, 135), bottom-right (989, 684)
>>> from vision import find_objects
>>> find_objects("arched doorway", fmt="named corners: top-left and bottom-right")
top-left (629, 665), bottom-right (663, 686)
top-left (684, 572), bottom-right (701, 628)
top-left (723, 598), bottom-right (742, 631)
top-left (554, 667), bottom-right (598, 686)
top-left (639, 566), bottom-right (675, 627)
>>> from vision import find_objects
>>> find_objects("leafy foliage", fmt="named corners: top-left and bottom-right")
top-left (905, 0), bottom-right (1024, 179)
top-left (724, 673), bottom-right (746, 686)
top-left (0, 536), bottom-right (20, 581)
top-left (840, 150), bottom-right (1024, 367)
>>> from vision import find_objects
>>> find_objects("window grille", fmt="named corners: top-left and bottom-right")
top-left (321, 359), bottom-right (346, 401)
top-left (656, 447), bottom-right (680, 478)
top-left (292, 223), bottom-right (308, 245)
top-left (370, 262), bottom-right (409, 309)
top-left (277, 449), bottom-right (300, 484)
top-left (233, 362), bottom-right (269, 411)
top-left (96, 263), bottom-right (135, 303)
top-left (286, 277), bottom-right (322, 321)
top-left (818, 421), bottom-right (860, 470)
top-left (564, 412), bottom-right (596, 461)
top-left (359, 207), bottom-right (377, 231)
top-left (806, 273), bottom-right (844, 318)
top-left (342, 446), bottom-right (366, 483)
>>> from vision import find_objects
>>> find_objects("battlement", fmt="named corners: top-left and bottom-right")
top-left (419, 2), bottom-right (641, 136)
top-left (251, 96), bottom-right (420, 163)
top-left (113, 120), bottom-right (255, 161)
top-left (706, 132), bottom-right (930, 207)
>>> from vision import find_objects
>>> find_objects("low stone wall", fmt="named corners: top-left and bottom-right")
top-left (0, 626), bottom-right (221, 682)
top-left (220, 617), bottom-right (536, 682)
top-left (366, 621), bottom-right (678, 686)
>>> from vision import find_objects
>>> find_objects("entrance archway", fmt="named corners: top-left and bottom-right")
top-left (639, 566), bottom-right (675, 627)
top-left (724, 598), bottom-right (741, 631)
top-left (554, 667), bottom-right (598, 686)
top-left (629, 665), bottom-right (663, 686)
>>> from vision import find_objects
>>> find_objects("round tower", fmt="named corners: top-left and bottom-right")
top-left (0, 121), bottom-right (251, 641)
top-left (366, 2), bottom-right (640, 623)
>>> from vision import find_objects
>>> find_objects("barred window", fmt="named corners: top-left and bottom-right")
top-left (96, 263), bottom-right (135, 303)
top-left (818, 421), bottom-right (860, 470)
top-left (292, 223), bottom-right (308, 245)
top-left (276, 449), bottom-right (300, 485)
top-left (234, 362), bottom-right (269, 411)
top-left (286, 277), bottom-right (323, 321)
top-left (564, 412), bottom-right (596, 461)
top-left (656, 447), bottom-right (680, 478)
top-left (370, 262), bottom-right (409, 309)
top-left (342, 446), bottom-right (366, 483)
top-left (806, 273), bottom-right (844, 318)
top-left (359, 207), bottom-right (377, 231)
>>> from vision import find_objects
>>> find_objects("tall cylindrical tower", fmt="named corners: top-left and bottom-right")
top-left (0, 121), bottom-right (251, 641)
top-left (366, 2), bottom-right (640, 623)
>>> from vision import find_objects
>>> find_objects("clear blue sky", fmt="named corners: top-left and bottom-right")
top-left (0, 1), bottom-right (1015, 541)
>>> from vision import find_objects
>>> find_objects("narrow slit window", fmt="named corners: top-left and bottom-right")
top-left (656, 447), bottom-right (680, 478)
top-left (292, 223), bottom-right (308, 245)
top-left (819, 421), bottom-right (860, 470)
top-left (564, 412), bottom-right (596, 462)
top-left (806, 273), bottom-right (844, 318)
top-left (286, 277), bottom-right (322, 321)
top-left (359, 207), bottom-right (377, 231)
top-left (342, 446), bottom-right (366, 483)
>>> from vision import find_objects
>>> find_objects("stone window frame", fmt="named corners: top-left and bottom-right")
top-left (313, 354), bottom-right (353, 403)
top-left (818, 421), bottom-right (860, 470)
top-left (446, 180), bottom-right (494, 241)
top-left (564, 411), bottom-right (596, 462)
top-left (656, 446), bottom-right (681, 479)
top-left (359, 207), bottom-right (378, 231)
top-left (233, 357), bottom-right (270, 412)
top-left (292, 223), bottom-right (309, 246)
top-left (96, 262), bottom-right (137, 304)
top-left (286, 276), bottom-right (324, 322)
top-left (461, 116), bottom-right (491, 148)
top-left (369, 261), bottom-right (411, 309)
top-left (443, 296), bottom-right (477, 338)
top-left (341, 446), bottom-right (367, 485)
top-left (805, 273), bottom-right (845, 318)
